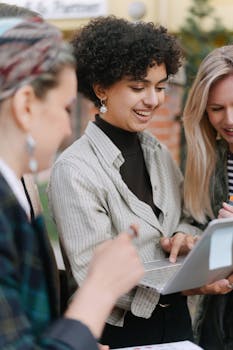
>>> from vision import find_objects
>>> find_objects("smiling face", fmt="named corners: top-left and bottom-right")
top-left (206, 74), bottom-right (233, 152)
top-left (95, 63), bottom-right (167, 132)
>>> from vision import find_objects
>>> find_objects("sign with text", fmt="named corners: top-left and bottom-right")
top-left (2, 0), bottom-right (107, 19)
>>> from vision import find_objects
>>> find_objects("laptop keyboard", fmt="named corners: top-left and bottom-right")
top-left (140, 258), bottom-right (184, 291)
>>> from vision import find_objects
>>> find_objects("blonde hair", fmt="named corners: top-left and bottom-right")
top-left (183, 45), bottom-right (233, 223)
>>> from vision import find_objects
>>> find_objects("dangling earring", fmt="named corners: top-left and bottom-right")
top-left (26, 134), bottom-right (38, 173)
top-left (99, 99), bottom-right (108, 114)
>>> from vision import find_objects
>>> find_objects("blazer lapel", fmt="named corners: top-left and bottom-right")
top-left (109, 166), bottom-right (162, 230)
top-left (86, 122), bottom-right (163, 231)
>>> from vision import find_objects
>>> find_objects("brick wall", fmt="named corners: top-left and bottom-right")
top-left (148, 83), bottom-right (184, 164)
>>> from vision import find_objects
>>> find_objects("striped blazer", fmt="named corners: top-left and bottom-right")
top-left (0, 173), bottom-right (98, 349)
top-left (48, 122), bottom-right (200, 326)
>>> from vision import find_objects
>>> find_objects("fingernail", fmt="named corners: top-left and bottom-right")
top-left (169, 256), bottom-right (176, 263)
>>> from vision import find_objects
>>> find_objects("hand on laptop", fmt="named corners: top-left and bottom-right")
top-left (160, 232), bottom-right (199, 263)
top-left (218, 202), bottom-right (233, 218)
top-left (182, 273), bottom-right (233, 296)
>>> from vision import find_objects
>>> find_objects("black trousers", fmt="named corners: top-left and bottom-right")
top-left (101, 293), bottom-right (193, 349)
top-left (199, 293), bottom-right (233, 350)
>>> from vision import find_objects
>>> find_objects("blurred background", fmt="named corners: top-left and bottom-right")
top-left (3, 0), bottom-right (233, 242)
top-left (4, 0), bottom-right (232, 163)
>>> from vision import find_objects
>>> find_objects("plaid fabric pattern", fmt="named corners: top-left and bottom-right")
top-left (0, 17), bottom-right (62, 101)
top-left (0, 173), bottom-right (98, 349)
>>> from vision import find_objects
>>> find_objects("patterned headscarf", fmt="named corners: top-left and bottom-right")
top-left (0, 17), bottom-right (63, 101)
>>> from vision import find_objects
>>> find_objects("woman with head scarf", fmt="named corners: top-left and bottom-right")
top-left (0, 16), bottom-right (144, 349)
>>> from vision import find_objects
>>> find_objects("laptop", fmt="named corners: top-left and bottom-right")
top-left (139, 217), bottom-right (233, 294)
top-left (114, 340), bottom-right (203, 349)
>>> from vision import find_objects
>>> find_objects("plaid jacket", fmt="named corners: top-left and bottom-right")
top-left (0, 173), bottom-right (98, 350)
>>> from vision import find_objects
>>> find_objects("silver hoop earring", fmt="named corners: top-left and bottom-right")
top-left (99, 99), bottom-right (108, 114)
top-left (26, 135), bottom-right (38, 173)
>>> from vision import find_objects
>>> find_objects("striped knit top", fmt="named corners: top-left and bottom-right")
top-left (227, 151), bottom-right (233, 201)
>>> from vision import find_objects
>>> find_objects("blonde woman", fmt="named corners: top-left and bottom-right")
top-left (183, 45), bottom-right (233, 349)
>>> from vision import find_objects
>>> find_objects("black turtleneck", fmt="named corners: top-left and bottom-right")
top-left (94, 115), bottom-right (160, 217)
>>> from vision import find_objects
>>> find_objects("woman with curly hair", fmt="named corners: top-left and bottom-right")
top-left (48, 16), bottom-right (201, 348)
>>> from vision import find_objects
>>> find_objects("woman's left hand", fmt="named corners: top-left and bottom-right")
top-left (218, 202), bottom-right (233, 218)
top-left (160, 232), bottom-right (198, 263)
top-left (183, 273), bottom-right (233, 296)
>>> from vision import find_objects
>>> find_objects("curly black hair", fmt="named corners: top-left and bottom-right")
top-left (71, 16), bottom-right (183, 107)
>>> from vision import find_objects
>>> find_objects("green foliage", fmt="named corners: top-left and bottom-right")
top-left (38, 182), bottom-right (58, 242)
top-left (179, 0), bottom-right (231, 170)
top-left (180, 0), bottom-right (230, 93)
